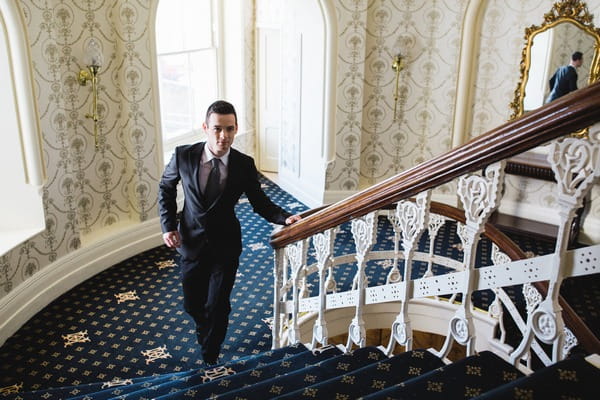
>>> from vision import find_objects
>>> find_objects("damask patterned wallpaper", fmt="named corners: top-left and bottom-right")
top-left (327, 0), bottom-right (367, 192)
top-left (1, 0), bottom-right (159, 296)
top-left (327, 0), bottom-right (467, 191)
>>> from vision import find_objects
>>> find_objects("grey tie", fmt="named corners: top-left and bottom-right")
top-left (204, 158), bottom-right (221, 206)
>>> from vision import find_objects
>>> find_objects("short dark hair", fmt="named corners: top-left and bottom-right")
top-left (205, 100), bottom-right (237, 125)
top-left (572, 51), bottom-right (583, 61)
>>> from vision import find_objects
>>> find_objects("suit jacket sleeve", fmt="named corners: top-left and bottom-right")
top-left (158, 150), bottom-right (181, 233)
top-left (242, 156), bottom-right (291, 225)
top-left (568, 69), bottom-right (578, 92)
top-left (548, 71), bottom-right (556, 90)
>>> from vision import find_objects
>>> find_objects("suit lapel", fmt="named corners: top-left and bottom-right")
top-left (188, 142), bottom-right (205, 199)
top-left (223, 149), bottom-right (240, 197)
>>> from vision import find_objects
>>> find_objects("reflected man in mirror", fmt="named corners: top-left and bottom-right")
top-left (158, 100), bottom-right (301, 365)
top-left (545, 51), bottom-right (583, 103)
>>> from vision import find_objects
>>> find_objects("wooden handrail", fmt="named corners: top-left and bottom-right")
top-left (270, 82), bottom-right (600, 356)
top-left (271, 81), bottom-right (600, 249)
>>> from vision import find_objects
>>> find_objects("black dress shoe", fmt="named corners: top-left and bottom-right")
top-left (202, 353), bottom-right (218, 365)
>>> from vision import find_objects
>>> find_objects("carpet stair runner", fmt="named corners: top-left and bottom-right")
top-left (1, 343), bottom-right (309, 400)
top-left (2, 344), bottom-right (598, 399)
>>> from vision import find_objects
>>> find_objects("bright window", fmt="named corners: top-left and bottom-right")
top-left (156, 0), bottom-right (220, 154)
top-left (0, 3), bottom-right (45, 255)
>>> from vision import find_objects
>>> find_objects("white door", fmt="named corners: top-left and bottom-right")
top-left (257, 28), bottom-right (281, 172)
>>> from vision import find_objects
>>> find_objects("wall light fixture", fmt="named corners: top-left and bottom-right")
top-left (392, 53), bottom-right (404, 122)
top-left (78, 38), bottom-right (104, 149)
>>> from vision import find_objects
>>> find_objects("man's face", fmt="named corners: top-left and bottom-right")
top-left (574, 58), bottom-right (583, 68)
top-left (203, 113), bottom-right (237, 157)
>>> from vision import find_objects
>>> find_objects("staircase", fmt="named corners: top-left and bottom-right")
top-left (3, 85), bottom-right (600, 399)
top-left (1, 343), bottom-right (598, 399)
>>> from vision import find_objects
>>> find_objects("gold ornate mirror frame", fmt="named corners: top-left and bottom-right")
top-left (509, 0), bottom-right (600, 121)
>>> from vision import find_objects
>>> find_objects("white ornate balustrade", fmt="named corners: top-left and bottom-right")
top-left (272, 123), bottom-right (600, 370)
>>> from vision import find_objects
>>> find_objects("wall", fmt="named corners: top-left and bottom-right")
top-left (0, 0), bottom-right (163, 344)
top-left (326, 0), bottom-right (467, 205)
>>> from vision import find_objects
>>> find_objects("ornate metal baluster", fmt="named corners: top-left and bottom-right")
top-left (489, 244), bottom-right (549, 367)
top-left (448, 222), bottom-right (469, 303)
top-left (272, 248), bottom-right (285, 349)
top-left (386, 191), bottom-right (431, 355)
top-left (562, 327), bottom-right (578, 359)
top-left (511, 130), bottom-right (600, 364)
top-left (433, 161), bottom-right (505, 359)
top-left (311, 228), bottom-right (337, 348)
top-left (345, 212), bottom-right (377, 351)
top-left (424, 213), bottom-right (446, 279)
top-left (298, 276), bottom-right (310, 299)
top-left (324, 266), bottom-right (338, 293)
top-left (279, 253), bottom-right (291, 340)
top-left (285, 239), bottom-right (308, 345)
top-left (490, 243), bottom-right (509, 344)
top-left (323, 228), bottom-right (340, 294)
top-left (386, 210), bottom-right (403, 284)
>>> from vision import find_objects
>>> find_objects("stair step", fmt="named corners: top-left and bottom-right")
top-left (1, 344), bottom-right (309, 400)
top-left (216, 346), bottom-right (387, 399)
top-left (361, 351), bottom-right (524, 399)
top-left (97, 343), bottom-right (312, 400)
top-left (146, 345), bottom-right (342, 400)
top-left (4, 345), bottom-right (598, 400)
top-left (473, 353), bottom-right (600, 399)
top-left (274, 349), bottom-right (445, 399)
top-left (0, 373), bottom-right (186, 400)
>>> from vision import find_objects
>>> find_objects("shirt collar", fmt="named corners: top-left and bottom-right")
top-left (203, 145), bottom-right (230, 166)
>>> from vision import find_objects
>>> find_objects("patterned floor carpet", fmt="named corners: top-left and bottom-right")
top-left (0, 176), bottom-right (597, 393)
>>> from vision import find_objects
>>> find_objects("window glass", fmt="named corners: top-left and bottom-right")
top-left (156, 0), bottom-right (212, 53)
top-left (156, 0), bottom-right (219, 147)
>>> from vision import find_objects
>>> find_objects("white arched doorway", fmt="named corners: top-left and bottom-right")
top-left (256, 0), bottom-right (336, 207)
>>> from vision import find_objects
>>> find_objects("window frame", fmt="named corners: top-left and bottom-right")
top-left (154, 0), bottom-right (225, 162)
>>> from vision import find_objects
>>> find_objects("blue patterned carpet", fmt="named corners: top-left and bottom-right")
top-left (0, 176), bottom-right (596, 394)
top-left (0, 176), bottom-right (308, 392)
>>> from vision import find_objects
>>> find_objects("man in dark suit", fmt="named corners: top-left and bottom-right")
top-left (545, 51), bottom-right (583, 103)
top-left (158, 100), bottom-right (301, 364)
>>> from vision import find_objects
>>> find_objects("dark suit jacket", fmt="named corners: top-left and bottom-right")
top-left (546, 65), bottom-right (578, 103)
top-left (158, 142), bottom-right (291, 260)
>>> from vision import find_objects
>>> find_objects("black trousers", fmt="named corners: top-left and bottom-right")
top-left (179, 247), bottom-right (239, 361)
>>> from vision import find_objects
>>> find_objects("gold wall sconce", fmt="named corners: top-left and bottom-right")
top-left (392, 53), bottom-right (404, 122)
top-left (78, 38), bottom-right (104, 149)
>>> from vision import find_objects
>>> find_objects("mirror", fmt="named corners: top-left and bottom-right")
top-left (507, 0), bottom-right (600, 178)
top-left (510, 0), bottom-right (600, 120)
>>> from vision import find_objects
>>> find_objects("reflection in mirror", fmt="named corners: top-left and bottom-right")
top-left (510, 0), bottom-right (600, 120)
top-left (507, 0), bottom-right (600, 178)
top-left (524, 22), bottom-right (596, 111)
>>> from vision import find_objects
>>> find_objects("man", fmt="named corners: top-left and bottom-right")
top-left (545, 51), bottom-right (583, 103)
top-left (158, 100), bottom-right (301, 364)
